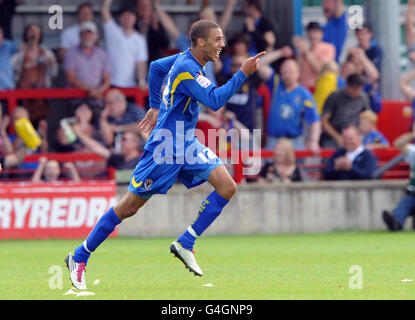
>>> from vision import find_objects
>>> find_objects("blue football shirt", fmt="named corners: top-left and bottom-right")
top-left (266, 73), bottom-right (320, 138)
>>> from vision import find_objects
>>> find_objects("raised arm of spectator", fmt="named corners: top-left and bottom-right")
top-left (63, 162), bottom-right (81, 183)
top-left (73, 124), bottom-right (111, 160)
top-left (31, 156), bottom-right (47, 183)
top-left (4, 145), bottom-right (27, 169)
top-left (257, 46), bottom-right (294, 81)
top-left (219, 0), bottom-right (237, 35)
top-left (394, 132), bottom-right (415, 154)
top-left (334, 0), bottom-right (345, 18)
top-left (0, 115), bottom-right (13, 155)
top-left (400, 69), bottom-right (415, 103)
top-left (407, 0), bottom-right (415, 46)
top-left (154, 2), bottom-right (181, 42)
top-left (99, 107), bottom-right (116, 147)
top-left (351, 47), bottom-right (380, 84)
top-left (101, 0), bottom-right (113, 24)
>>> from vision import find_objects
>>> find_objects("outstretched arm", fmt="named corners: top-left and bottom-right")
top-left (182, 52), bottom-right (266, 112)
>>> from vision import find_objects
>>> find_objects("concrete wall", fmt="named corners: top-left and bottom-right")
top-left (117, 180), bottom-right (409, 237)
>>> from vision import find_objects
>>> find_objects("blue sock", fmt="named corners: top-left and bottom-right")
top-left (177, 191), bottom-right (229, 251)
top-left (73, 207), bottom-right (121, 264)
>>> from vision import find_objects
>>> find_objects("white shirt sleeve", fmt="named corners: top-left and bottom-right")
top-left (135, 33), bottom-right (148, 63)
top-left (103, 19), bottom-right (124, 42)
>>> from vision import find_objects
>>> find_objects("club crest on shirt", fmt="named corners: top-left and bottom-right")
top-left (144, 179), bottom-right (153, 191)
top-left (196, 75), bottom-right (212, 88)
top-left (279, 104), bottom-right (294, 119)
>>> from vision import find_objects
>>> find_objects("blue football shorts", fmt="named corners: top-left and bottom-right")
top-left (127, 140), bottom-right (223, 200)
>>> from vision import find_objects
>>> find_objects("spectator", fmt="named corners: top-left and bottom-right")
top-left (293, 22), bottom-right (336, 88)
top-left (349, 28), bottom-right (382, 113)
top-left (358, 110), bottom-right (389, 150)
top-left (314, 61), bottom-right (344, 115)
top-left (12, 23), bottom-right (58, 125)
top-left (11, 106), bottom-right (48, 154)
top-left (382, 132), bottom-right (415, 231)
top-left (55, 102), bottom-right (101, 153)
top-left (220, 33), bottom-right (257, 77)
top-left (31, 157), bottom-right (81, 183)
top-left (321, 73), bottom-right (370, 148)
top-left (400, 69), bottom-right (415, 130)
top-left (356, 23), bottom-right (383, 73)
top-left (345, 48), bottom-right (381, 113)
top-left (257, 138), bottom-right (302, 184)
top-left (64, 22), bottom-right (111, 102)
top-left (216, 54), bottom-right (260, 133)
top-left (136, 0), bottom-right (170, 63)
top-left (73, 125), bottom-right (142, 170)
top-left (258, 56), bottom-right (321, 154)
top-left (0, 106), bottom-right (26, 172)
top-left (101, 0), bottom-right (148, 89)
top-left (0, 0), bottom-right (22, 40)
top-left (322, 0), bottom-right (347, 62)
top-left (99, 89), bottom-right (146, 149)
top-left (0, 106), bottom-right (13, 158)
top-left (406, 0), bottom-right (415, 69)
top-left (59, 3), bottom-right (95, 55)
top-left (0, 26), bottom-right (19, 92)
top-left (242, 0), bottom-right (277, 53)
top-left (323, 125), bottom-right (378, 181)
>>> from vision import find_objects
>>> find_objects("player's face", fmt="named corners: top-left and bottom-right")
top-left (202, 28), bottom-right (225, 62)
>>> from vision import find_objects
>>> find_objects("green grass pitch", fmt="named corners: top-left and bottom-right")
top-left (2, 231), bottom-right (415, 300)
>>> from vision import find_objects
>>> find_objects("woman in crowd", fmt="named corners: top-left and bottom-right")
top-left (257, 138), bottom-right (302, 184)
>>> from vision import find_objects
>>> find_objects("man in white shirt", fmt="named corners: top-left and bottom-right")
top-left (60, 3), bottom-right (94, 53)
top-left (101, 0), bottom-right (148, 89)
top-left (322, 125), bottom-right (378, 180)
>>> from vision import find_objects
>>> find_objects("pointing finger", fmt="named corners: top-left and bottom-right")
top-left (254, 51), bottom-right (267, 60)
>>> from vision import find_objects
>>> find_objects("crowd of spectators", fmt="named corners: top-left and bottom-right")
top-left (0, 0), bottom-right (413, 185)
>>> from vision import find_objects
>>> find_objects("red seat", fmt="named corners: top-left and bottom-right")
top-left (377, 101), bottom-right (413, 144)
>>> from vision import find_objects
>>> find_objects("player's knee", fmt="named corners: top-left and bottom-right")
top-left (218, 179), bottom-right (237, 200)
top-left (114, 202), bottom-right (140, 220)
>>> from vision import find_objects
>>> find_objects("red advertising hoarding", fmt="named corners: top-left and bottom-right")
top-left (0, 182), bottom-right (117, 239)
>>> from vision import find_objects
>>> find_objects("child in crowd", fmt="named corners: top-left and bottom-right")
top-left (358, 110), bottom-right (389, 150)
